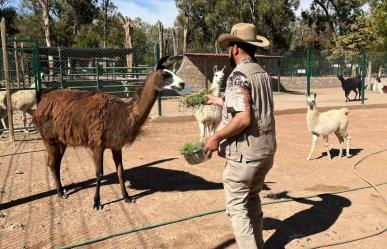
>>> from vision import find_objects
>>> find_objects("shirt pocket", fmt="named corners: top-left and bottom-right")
top-left (257, 116), bottom-right (272, 132)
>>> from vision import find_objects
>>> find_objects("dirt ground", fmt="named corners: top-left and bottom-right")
top-left (0, 92), bottom-right (386, 248)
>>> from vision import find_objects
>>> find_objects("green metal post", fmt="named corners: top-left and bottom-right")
top-left (361, 51), bottom-right (366, 105)
top-left (96, 61), bottom-right (100, 91)
top-left (306, 48), bottom-right (311, 96)
top-left (32, 41), bottom-right (42, 103)
top-left (154, 43), bottom-right (161, 116)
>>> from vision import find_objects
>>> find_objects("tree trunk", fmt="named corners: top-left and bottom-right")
top-left (157, 21), bottom-right (164, 58)
top-left (120, 16), bottom-right (135, 71)
top-left (366, 60), bottom-right (372, 90)
top-left (39, 0), bottom-right (54, 76)
top-left (378, 65), bottom-right (382, 78)
top-left (172, 27), bottom-right (178, 56)
top-left (102, 0), bottom-right (109, 48)
top-left (183, 22), bottom-right (188, 54)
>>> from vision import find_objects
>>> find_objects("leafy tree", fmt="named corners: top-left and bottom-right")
top-left (175, 0), bottom-right (299, 53)
top-left (0, 0), bottom-right (18, 36)
top-left (301, 0), bottom-right (366, 48)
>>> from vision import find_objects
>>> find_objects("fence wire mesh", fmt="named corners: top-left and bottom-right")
top-left (1, 41), bottom-right (386, 139)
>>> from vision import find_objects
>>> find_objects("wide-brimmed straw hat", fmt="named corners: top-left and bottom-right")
top-left (218, 23), bottom-right (270, 48)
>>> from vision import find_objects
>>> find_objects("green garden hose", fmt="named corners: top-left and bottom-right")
top-left (58, 149), bottom-right (387, 249)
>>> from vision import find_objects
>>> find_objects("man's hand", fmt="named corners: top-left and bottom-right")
top-left (204, 134), bottom-right (220, 159)
top-left (206, 95), bottom-right (223, 106)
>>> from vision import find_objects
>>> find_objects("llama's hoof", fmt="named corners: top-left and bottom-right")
top-left (93, 199), bottom-right (103, 210)
top-left (124, 196), bottom-right (136, 203)
top-left (306, 157), bottom-right (311, 161)
top-left (58, 190), bottom-right (68, 198)
top-left (346, 154), bottom-right (351, 158)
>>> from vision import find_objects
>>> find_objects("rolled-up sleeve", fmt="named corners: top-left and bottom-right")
top-left (224, 71), bottom-right (251, 113)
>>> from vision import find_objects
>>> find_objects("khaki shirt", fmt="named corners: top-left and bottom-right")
top-left (219, 58), bottom-right (276, 162)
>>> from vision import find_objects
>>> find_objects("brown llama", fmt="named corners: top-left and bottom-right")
top-left (33, 56), bottom-right (185, 210)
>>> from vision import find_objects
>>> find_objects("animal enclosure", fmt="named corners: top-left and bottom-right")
top-left (0, 107), bottom-right (386, 248)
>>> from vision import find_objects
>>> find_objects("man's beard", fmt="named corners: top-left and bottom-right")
top-left (229, 53), bottom-right (236, 68)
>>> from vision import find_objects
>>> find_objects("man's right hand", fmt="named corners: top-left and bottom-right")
top-left (206, 95), bottom-right (223, 106)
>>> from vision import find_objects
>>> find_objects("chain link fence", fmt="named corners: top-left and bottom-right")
top-left (1, 40), bottom-right (386, 139)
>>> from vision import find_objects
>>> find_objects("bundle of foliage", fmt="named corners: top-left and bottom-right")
top-left (181, 89), bottom-right (212, 109)
top-left (180, 142), bottom-right (204, 156)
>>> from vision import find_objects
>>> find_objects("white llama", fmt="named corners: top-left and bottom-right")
top-left (306, 93), bottom-right (351, 160)
top-left (195, 65), bottom-right (225, 142)
top-left (372, 75), bottom-right (385, 94)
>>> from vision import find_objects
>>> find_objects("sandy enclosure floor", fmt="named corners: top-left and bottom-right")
top-left (0, 106), bottom-right (386, 249)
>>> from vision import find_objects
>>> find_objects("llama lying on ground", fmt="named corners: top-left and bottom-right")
top-left (306, 93), bottom-right (351, 160)
top-left (337, 74), bottom-right (362, 102)
top-left (195, 65), bottom-right (225, 142)
top-left (33, 56), bottom-right (185, 210)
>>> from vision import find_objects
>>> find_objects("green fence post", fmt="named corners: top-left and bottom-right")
top-left (306, 48), bottom-right (311, 96)
top-left (96, 61), bottom-right (100, 91)
top-left (32, 41), bottom-right (42, 103)
top-left (361, 51), bottom-right (366, 105)
top-left (154, 43), bottom-right (161, 116)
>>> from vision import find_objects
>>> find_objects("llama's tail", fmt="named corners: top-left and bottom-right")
top-left (340, 108), bottom-right (350, 115)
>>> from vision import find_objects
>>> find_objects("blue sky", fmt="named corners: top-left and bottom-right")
top-left (6, 0), bottom-right (313, 27)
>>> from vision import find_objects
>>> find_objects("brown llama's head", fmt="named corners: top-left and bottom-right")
top-left (153, 56), bottom-right (185, 92)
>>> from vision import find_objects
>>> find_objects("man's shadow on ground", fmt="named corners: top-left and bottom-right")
top-left (212, 192), bottom-right (351, 249)
top-left (263, 192), bottom-right (351, 249)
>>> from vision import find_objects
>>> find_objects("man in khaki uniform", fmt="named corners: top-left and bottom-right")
top-left (204, 23), bottom-right (276, 249)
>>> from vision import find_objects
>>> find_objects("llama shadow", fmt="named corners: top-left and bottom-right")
top-left (264, 192), bottom-right (351, 249)
top-left (0, 158), bottom-right (223, 210)
top-left (316, 148), bottom-right (363, 159)
top-left (345, 97), bottom-right (368, 102)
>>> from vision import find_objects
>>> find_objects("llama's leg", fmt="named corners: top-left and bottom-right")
top-left (353, 89), bottom-right (358, 100)
top-left (112, 149), bottom-right (135, 203)
top-left (323, 135), bottom-right (331, 160)
top-left (345, 135), bottom-right (351, 158)
top-left (335, 131), bottom-right (344, 157)
top-left (198, 122), bottom-right (205, 142)
top-left (43, 140), bottom-right (67, 198)
top-left (345, 91), bottom-right (349, 102)
top-left (92, 146), bottom-right (104, 210)
top-left (306, 134), bottom-right (318, 160)
top-left (22, 111), bottom-right (28, 133)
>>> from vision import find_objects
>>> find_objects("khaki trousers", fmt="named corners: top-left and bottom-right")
top-left (222, 156), bottom-right (274, 249)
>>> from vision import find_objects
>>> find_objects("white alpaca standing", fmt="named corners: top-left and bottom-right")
top-left (195, 65), bottom-right (225, 142)
top-left (0, 83), bottom-right (45, 132)
top-left (306, 93), bottom-right (351, 160)
top-left (372, 75), bottom-right (385, 94)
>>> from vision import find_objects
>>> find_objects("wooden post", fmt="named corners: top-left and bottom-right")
top-left (1, 18), bottom-right (14, 141)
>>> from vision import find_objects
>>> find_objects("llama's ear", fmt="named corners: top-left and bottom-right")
top-left (221, 65), bottom-right (226, 72)
top-left (313, 93), bottom-right (317, 99)
top-left (213, 65), bottom-right (218, 73)
top-left (156, 56), bottom-right (170, 70)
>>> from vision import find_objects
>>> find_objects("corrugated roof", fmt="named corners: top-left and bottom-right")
top-left (184, 52), bottom-right (282, 58)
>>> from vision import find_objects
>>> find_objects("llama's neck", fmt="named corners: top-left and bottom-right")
top-left (306, 106), bottom-right (320, 129)
top-left (129, 73), bottom-right (159, 130)
top-left (210, 81), bottom-right (221, 97)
